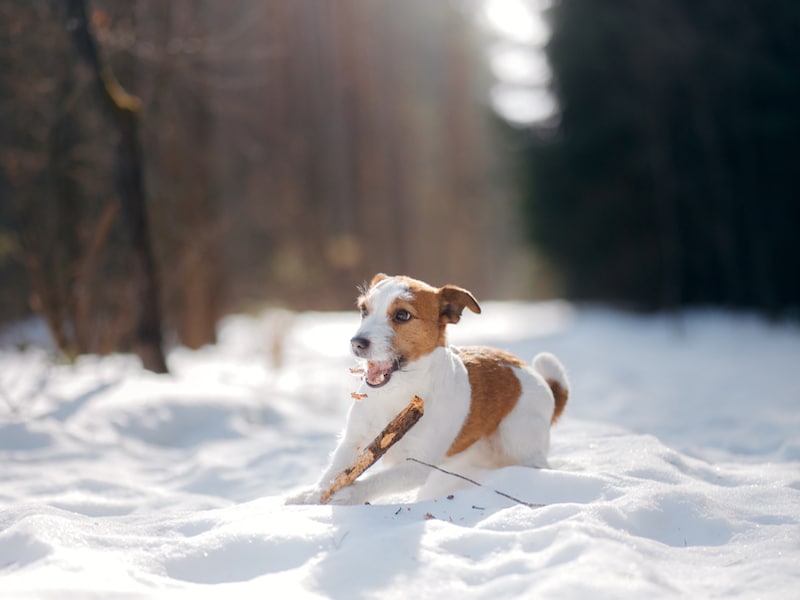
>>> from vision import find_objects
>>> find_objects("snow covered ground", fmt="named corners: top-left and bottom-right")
top-left (1, 302), bottom-right (799, 598)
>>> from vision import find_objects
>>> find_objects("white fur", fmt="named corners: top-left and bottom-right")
top-left (351, 278), bottom-right (410, 362)
top-left (532, 352), bottom-right (569, 391)
top-left (286, 279), bottom-right (568, 505)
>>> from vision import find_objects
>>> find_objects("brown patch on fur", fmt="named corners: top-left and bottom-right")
top-left (549, 380), bottom-right (568, 424)
top-left (438, 285), bottom-right (481, 324)
top-left (390, 288), bottom-right (446, 365)
top-left (446, 346), bottom-right (525, 456)
top-left (360, 273), bottom-right (487, 384)
top-left (372, 276), bottom-right (483, 366)
top-left (370, 273), bottom-right (389, 287)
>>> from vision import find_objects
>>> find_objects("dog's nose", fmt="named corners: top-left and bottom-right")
top-left (350, 336), bottom-right (370, 355)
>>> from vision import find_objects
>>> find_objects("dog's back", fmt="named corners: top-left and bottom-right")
top-left (439, 346), bottom-right (570, 471)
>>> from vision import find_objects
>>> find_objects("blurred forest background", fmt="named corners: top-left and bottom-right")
top-left (1, 0), bottom-right (798, 371)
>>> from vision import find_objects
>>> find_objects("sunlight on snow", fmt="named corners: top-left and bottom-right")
top-left (2, 306), bottom-right (800, 597)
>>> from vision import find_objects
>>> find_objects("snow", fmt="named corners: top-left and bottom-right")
top-left (1, 302), bottom-right (799, 598)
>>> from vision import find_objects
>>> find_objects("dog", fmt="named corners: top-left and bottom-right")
top-left (287, 274), bottom-right (569, 505)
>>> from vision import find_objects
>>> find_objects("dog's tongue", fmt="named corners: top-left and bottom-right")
top-left (366, 360), bottom-right (394, 386)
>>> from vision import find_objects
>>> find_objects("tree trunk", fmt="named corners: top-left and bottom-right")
top-left (63, 0), bottom-right (168, 373)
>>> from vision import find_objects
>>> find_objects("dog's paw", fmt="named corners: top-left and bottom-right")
top-left (327, 482), bottom-right (369, 505)
top-left (284, 487), bottom-right (323, 505)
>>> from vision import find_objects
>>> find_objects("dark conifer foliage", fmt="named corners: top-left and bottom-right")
top-left (523, 0), bottom-right (800, 311)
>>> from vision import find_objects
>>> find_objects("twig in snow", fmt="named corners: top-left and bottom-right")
top-left (406, 457), bottom-right (545, 509)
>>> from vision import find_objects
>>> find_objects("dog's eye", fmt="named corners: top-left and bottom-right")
top-left (360, 306), bottom-right (369, 318)
top-left (394, 309), bottom-right (412, 323)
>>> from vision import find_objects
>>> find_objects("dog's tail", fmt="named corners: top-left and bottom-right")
top-left (532, 353), bottom-right (569, 424)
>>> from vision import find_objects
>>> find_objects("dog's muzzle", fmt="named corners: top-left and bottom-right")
top-left (350, 337), bottom-right (400, 387)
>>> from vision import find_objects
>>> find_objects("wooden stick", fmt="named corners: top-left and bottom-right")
top-left (320, 395), bottom-right (424, 504)
top-left (406, 457), bottom-right (545, 509)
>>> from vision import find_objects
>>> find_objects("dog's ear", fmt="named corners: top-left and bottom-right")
top-left (439, 285), bottom-right (481, 324)
top-left (370, 273), bottom-right (389, 288)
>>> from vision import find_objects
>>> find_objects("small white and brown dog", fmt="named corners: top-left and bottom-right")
top-left (287, 274), bottom-right (569, 505)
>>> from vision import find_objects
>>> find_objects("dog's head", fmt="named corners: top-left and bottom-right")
top-left (351, 273), bottom-right (481, 388)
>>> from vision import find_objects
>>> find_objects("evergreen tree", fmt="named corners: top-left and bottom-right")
top-left (524, 0), bottom-right (800, 311)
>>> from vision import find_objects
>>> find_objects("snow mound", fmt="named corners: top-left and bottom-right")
top-left (1, 304), bottom-right (799, 598)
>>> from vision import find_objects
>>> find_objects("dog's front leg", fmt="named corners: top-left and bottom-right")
top-left (329, 398), bottom-right (464, 505)
top-left (285, 411), bottom-right (370, 505)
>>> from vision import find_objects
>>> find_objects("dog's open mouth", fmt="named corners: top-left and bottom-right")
top-left (365, 359), bottom-right (399, 388)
